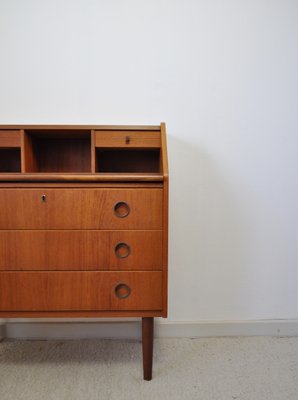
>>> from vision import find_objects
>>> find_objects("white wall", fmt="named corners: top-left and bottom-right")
top-left (0, 0), bottom-right (297, 329)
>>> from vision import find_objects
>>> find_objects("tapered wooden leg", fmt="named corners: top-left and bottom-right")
top-left (0, 323), bottom-right (6, 342)
top-left (142, 317), bottom-right (154, 380)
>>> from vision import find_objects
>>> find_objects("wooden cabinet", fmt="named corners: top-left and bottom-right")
top-left (0, 123), bottom-right (169, 381)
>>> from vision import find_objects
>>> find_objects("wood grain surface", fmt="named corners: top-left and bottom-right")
top-left (0, 188), bottom-right (163, 230)
top-left (0, 130), bottom-right (21, 148)
top-left (95, 131), bottom-right (161, 148)
top-left (0, 230), bottom-right (162, 271)
top-left (0, 271), bottom-right (162, 311)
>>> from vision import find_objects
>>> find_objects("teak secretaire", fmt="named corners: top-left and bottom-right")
top-left (0, 123), bottom-right (169, 380)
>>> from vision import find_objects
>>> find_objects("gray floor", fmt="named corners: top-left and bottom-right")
top-left (0, 337), bottom-right (297, 400)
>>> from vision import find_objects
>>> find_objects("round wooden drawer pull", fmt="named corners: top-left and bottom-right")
top-left (114, 283), bottom-right (131, 299)
top-left (114, 201), bottom-right (130, 218)
top-left (115, 242), bottom-right (131, 259)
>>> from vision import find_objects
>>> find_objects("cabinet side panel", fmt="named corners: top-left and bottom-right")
top-left (161, 123), bottom-right (169, 318)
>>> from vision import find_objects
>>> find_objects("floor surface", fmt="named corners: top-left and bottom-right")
top-left (0, 337), bottom-right (297, 399)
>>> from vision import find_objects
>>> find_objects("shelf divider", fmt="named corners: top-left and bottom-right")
top-left (91, 130), bottom-right (96, 173)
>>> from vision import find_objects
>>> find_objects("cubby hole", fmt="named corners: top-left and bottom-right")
top-left (96, 149), bottom-right (161, 173)
top-left (25, 130), bottom-right (91, 172)
top-left (0, 148), bottom-right (21, 172)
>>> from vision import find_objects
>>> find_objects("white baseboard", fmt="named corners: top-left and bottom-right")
top-left (1, 319), bottom-right (298, 340)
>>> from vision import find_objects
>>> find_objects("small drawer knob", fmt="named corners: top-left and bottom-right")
top-left (41, 194), bottom-right (46, 203)
top-left (114, 201), bottom-right (130, 218)
top-left (115, 242), bottom-right (131, 259)
top-left (114, 283), bottom-right (131, 299)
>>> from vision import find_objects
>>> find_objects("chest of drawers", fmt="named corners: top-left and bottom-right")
top-left (0, 124), bottom-right (168, 380)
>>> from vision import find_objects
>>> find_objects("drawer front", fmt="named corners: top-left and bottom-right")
top-left (0, 230), bottom-right (162, 271)
top-left (0, 189), bottom-right (162, 230)
top-left (0, 231), bottom-right (107, 271)
top-left (95, 130), bottom-right (161, 148)
top-left (0, 130), bottom-right (21, 148)
top-left (109, 230), bottom-right (162, 270)
top-left (0, 271), bottom-right (162, 311)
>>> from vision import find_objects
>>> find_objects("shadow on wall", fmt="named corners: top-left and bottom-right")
top-left (167, 135), bottom-right (252, 320)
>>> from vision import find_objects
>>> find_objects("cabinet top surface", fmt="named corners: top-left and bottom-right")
top-left (0, 124), bottom-right (162, 130)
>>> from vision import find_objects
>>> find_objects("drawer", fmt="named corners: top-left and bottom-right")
top-left (0, 271), bottom-right (163, 311)
top-left (0, 188), bottom-right (163, 230)
top-left (0, 130), bottom-right (21, 148)
top-left (95, 130), bottom-right (161, 148)
top-left (0, 230), bottom-right (162, 271)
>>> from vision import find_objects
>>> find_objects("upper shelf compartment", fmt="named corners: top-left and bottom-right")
top-left (0, 124), bottom-right (167, 181)
top-left (23, 130), bottom-right (91, 173)
top-left (0, 130), bottom-right (22, 172)
top-left (94, 130), bottom-right (162, 173)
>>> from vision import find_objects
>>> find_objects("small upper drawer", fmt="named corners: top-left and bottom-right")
top-left (0, 188), bottom-right (163, 230)
top-left (95, 131), bottom-right (161, 148)
top-left (0, 130), bottom-right (21, 148)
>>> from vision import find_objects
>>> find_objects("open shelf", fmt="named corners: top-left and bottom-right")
top-left (0, 125), bottom-right (167, 181)
top-left (24, 130), bottom-right (91, 173)
top-left (96, 149), bottom-right (161, 173)
top-left (0, 149), bottom-right (21, 172)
